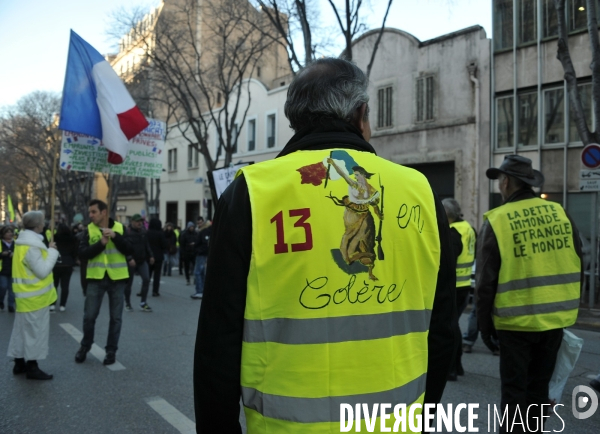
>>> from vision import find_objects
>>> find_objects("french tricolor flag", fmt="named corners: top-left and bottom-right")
top-left (59, 30), bottom-right (149, 164)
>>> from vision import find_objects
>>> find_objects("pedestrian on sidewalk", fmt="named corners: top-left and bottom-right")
top-left (191, 220), bottom-right (212, 299)
top-left (75, 199), bottom-right (132, 366)
top-left (0, 225), bottom-right (16, 313)
top-left (179, 222), bottom-right (197, 286)
top-left (51, 223), bottom-right (78, 312)
top-left (7, 211), bottom-right (59, 380)
top-left (443, 198), bottom-right (476, 381)
top-left (147, 218), bottom-right (167, 297)
top-left (163, 223), bottom-right (177, 276)
top-left (477, 155), bottom-right (583, 432)
top-left (123, 214), bottom-right (154, 312)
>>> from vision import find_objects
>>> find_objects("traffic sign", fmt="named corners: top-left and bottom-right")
top-left (580, 179), bottom-right (600, 191)
top-left (581, 169), bottom-right (600, 179)
top-left (581, 143), bottom-right (600, 169)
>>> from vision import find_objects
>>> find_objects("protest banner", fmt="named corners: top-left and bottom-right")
top-left (59, 118), bottom-right (165, 179)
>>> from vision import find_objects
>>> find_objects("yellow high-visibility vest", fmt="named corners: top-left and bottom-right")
top-left (12, 244), bottom-right (56, 312)
top-left (86, 222), bottom-right (129, 280)
top-left (485, 197), bottom-right (581, 331)
top-left (239, 149), bottom-right (441, 433)
top-left (174, 229), bottom-right (180, 247)
top-left (450, 220), bottom-right (476, 288)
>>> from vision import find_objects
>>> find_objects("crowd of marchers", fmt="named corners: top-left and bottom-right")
top-left (1, 206), bottom-right (212, 379)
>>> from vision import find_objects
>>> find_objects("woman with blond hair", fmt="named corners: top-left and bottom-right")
top-left (7, 211), bottom-right (59, 380)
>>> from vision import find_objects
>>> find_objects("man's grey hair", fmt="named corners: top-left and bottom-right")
top-left (22, 211), bottom-right (45, 230)
top-left (442, 198), bottom-right (462, 221)
top-left (284, 57), bottom-right (370, 132)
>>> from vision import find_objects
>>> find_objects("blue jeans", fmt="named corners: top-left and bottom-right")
top-left (194, 256), bottom-right (207, 295)
top-left (0, 274), bottom-right (15, 309)
top-left (124, 261), bottom-right (150, 304)
top-left (81, 276), bottom-right (126, 353)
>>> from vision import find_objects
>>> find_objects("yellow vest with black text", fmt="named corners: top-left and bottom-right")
top-left (86, 222), bottom-right (129, 280)
top-left (239, 149), bottom-right (441, 433)
top-left (484, 197), bottom-right (580, 332)
top-left (450, 220), bottom-right (475, 288)
top-left (12, 245), bottom-right (57, 312)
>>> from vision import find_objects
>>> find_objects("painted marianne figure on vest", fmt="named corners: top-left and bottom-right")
top-left (327, 157), bottom-right (383, 280)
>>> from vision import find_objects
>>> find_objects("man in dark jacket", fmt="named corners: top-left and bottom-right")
top-left (179, 222), bottom-right (197, 285)
top-left (193, 58), bottom-right (455, 433)
top-left (123, 214), bottom-right (154, 312)
top-left (477, 155), bottom-right (582, 433)
top-left (76, 199), bottom-right (132, 366)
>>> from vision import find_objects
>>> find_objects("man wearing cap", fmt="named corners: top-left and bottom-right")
top-left (123, 214), bottom-right (154, 312)
top-left (477, 155), bottom-right (583, 432)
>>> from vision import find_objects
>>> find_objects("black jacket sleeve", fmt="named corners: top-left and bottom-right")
top-left (423, 193), bottom-right (457, 406)
top-left (194, 176), bottom-right (251, 434)
top-left (78, 228), bottom-right (106, 261)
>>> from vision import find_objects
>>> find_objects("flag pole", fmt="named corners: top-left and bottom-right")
top-left (49, 150), bottom-right (58, 243)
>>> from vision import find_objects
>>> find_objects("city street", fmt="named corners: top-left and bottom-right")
top-left (1, 268), bottom-right (599, 433)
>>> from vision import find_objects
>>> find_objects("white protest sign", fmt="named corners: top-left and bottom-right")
top-left (209, 163), bottom-right (250, 199)
top-left (60, 119), bottom-right (165, 179)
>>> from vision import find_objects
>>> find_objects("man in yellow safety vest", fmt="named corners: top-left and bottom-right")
top-left (75, 199), bottom-right (132, 366)
top-left (193, 58), bottom-right (456, 433)
top-left (477, 155), bottom-right (583, 433)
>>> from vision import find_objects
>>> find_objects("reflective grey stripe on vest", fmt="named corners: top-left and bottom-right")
top-left (243, 310), bottom-right (432, 345)
top-left (242, 373), bottom-right (426, 424)
top-left (104, 248), bottom-right (121, 255)
top-left (494, 298), bottom-right (580, 317)
top-left (14, 282), bottom-right (54, 299)
top-left (497, 272), bottom-right (580, 294)
top-left (87, 262), bottom-right (127, 269)
top-left (457, 261), bottom-right (474, 269)
top-left (13, 277), bottom-right (41, 285)
top-left (457, 275), bottom-right (471, 282)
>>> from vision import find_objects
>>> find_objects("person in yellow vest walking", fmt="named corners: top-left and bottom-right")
top-left (193, 58), bottom-right (456, 433)
top-left (442, 198), bottom-right (476, 381)
top-left (75, 199), bottom-right (132, 366)
top-left (477, 155), bottom-right (583, 433)
top-left (7, 211), bottom-right (59, 380)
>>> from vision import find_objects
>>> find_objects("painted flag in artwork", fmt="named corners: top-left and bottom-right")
top-left (296, 150), bottom-right (359, 186)
top-left (58, 30), bottom-right (149, 164)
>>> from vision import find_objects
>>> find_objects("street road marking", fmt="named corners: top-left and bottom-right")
top-left (145, 396), bottom-right (196, 433)
top-left (59, 323), bottom-right (126, 371)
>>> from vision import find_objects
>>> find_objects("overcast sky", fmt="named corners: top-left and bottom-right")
top-left (0, 0), bottom-right (491, 109)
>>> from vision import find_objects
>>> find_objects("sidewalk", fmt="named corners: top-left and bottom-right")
top-left (575, 308), bottom-right (600, 331)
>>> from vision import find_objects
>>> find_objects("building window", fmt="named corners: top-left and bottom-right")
top-left (377, 86), bottom-right (393, 128)
top-left (248, 119), bottom-right (256, 151)
top-left (544, 88), bottom-right (565, 144)
top-left (570, 0), bottom-right (588, 31)
top-left (416, 75), bottom-right (435, 123)
top-left (168, 148), bottom-right (177, 172)
top-left (267, 114), bottom-right (276, 148)
top-left (518, 92), bottom-right (538, 148)
top-left (569, 83), bottom-right (593, 142)
top-left (494, 0), bottom-right (514, 50)
top-left (496, 96), bottom-right (514, 149)
top-left (187, 144), bottom-right (199, 169)
top-left (519, 0), bottom-right (537, 44)
top-left (543, 0), bottom-right (559, 37)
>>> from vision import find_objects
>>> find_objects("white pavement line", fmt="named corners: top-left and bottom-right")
top-left (145, 396), bottom-right (196, 434)
top-left (59, 323), bottom-right (126, 371)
